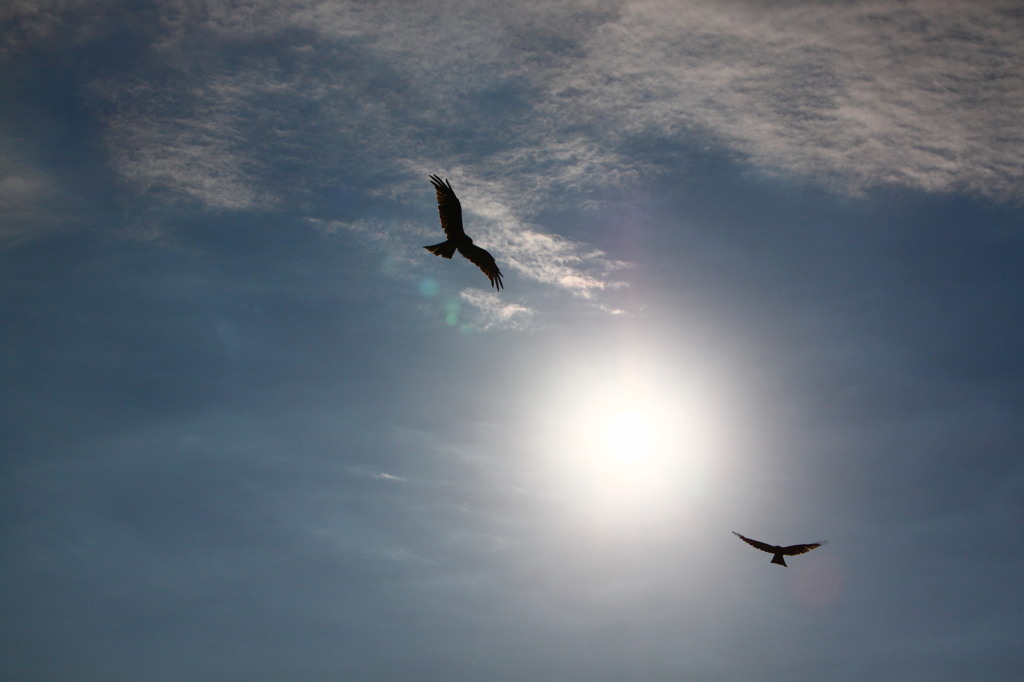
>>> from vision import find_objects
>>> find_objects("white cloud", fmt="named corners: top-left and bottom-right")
top-left (496, 220), bottom-right (628, 298)
top-left (309, 188), bottom-right (627, 311)
top-left (406, 168), bottom-right (630, 295)
top-left (540, 0), bottom-right (1024, 199)
top-left (92, 71), bottom-right (283, 210)
top-left (458, 288), bottom-right (533, 331)
top-left (14, 1), bottom-right (1020, 262)
top-left (14, 1), bottom-right (1024, 204)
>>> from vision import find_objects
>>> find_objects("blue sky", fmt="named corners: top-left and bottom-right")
top-left (2, 1), bottom-right (1023, 680)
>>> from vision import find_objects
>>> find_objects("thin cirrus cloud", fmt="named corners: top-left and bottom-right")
top-left (542, 0), bottom-right (1024, 199)
top-left (43, 0), bottom-right (1014, 326)
top-left (10, 0), bottom-right (1023, 209)
top-left (10, 0), bottom-right (1018, 256)
top-left (308, 174), bottom-right (627, 326)
top-left (459, 289), bottom-right (533, 331)
top-left (91, 70), bottom-right (290, 211)
top-left (0, 160), bottom-right (54, 244)
top-left (404, 168), bottom-right (630, 298)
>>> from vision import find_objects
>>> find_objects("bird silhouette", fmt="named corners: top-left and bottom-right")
top-left (424, 174), bottom-right (504, 290)
top-left (733, 531), bottom-right (828, 567)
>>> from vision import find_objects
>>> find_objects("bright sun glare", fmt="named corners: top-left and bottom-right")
top-left (603, 408), bottom-right (656, 461)
top-left (538, 355), bottom-right (728, 531)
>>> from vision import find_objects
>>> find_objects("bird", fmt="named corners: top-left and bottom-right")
top-left (424, 174), bottom-right (504, 290)
top-left (732, 531), bottom-right (828, 567)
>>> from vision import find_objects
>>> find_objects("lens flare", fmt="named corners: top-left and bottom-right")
top-left (444, 298), bottom-right (460, 326)
top-left (418, 278), bottom-right (439, 298)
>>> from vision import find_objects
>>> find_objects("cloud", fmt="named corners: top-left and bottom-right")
top-left (9, 0), bottom-right (1020, 260)
top-left (0, 0), bottom-right (101, 61)
top-left (0, 150), bottom-right (71, 247)
top-left (308, 217), bottom-right (424, 250)
top-left (495, 223), bottom-right (628, 298)
top-left (0, 165), bottom-right (50, 243)
top-left (395, 165), bottom-right (630, 291)
top-left (540, 0), bottom-right (1024, 199)
top-left (12, 0), bottom-right (1024, 205)
top-left (458, 289), bottom-right (532, 331)
top-left (308, 192), bottom-right (626, 314)
top-left (91, 71), bottom-right (284, 210)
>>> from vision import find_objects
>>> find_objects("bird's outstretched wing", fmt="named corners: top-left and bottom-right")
top-left (429, 174), bottom-right (465, 240)
top-left (781, 540), bottom-right (828, 556)
top-left (733, 531), bottom-right (780, 554)
top-left (458, 242), bottom-right (504, 291)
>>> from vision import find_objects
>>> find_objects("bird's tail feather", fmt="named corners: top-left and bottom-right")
top-left (424, 241), bottom-right (457, 259)
top-left (771, 554), bottom-right (787, 567)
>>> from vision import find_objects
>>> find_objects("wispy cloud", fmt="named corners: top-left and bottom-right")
top-left (0, 0), bottom-right (100, 61)
top-left (92, 70), bottom-right (287, 210)
top-left (344, 466), bottom-right (407, 483)
top-left (52, 0), bottom-right (1017, 323)
top-left (495, 223), bottom-right (628, 298)
top-left (458, 289), bottom-right (532, 331)
top-left (0, 163), bottom-right (51, 244)
top-left (9, 0), bottom-right (1021, 252)
top-left (540, 0), bottom-right (1024, 199)
top-left (0, 148), bottom-right (76, 247)
top-left (308, 181), bottom-right (627, 322)
top-left (13, 0), bottom-right (1024, 205)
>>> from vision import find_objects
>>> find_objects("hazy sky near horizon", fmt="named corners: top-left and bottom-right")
top-left (3, 1), bottom-right (1023, 680)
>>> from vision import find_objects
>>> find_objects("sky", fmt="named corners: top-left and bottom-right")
top-left (2, 0), bottom-right (1023, 680)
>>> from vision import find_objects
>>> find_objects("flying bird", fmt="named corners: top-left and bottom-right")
top-left (424, 174), bottom-right (504, 290)
top-left (733, 531), bottom-right (828, 567)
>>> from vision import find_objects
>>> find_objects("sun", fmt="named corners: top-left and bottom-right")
top-left (542, 377), bottom-right (682, 520)
top-left (602, 408), bottom-right (656, 462)
top-left (533, 351), bottom-right (730, 533)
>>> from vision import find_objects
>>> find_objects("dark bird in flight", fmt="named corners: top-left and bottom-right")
top-left (733, 531), bottom-right (828, 567)
top-left (424, 174), bottom-right (504, 290)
